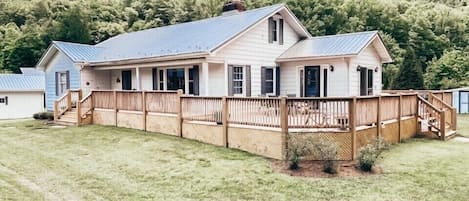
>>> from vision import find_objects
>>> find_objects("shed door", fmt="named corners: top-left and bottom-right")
top-left (460, 91), bottom-right (469, 113)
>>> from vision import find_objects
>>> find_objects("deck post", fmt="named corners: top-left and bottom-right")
top-left (76, 100), bottom-right (81, 126)
top-left (142, 91), bottom-right (147, 131)
top-left (90, 93), bottom-right (94, 123)
top-left (377, 96), bottom-right (382, 138)
top-left (78, 89), bottom-right (83, 101)
top-left (177, 89), bottom-right (183, 138)
top-left (452, 108), bottom-right (457, 130)
top-left (440, 110), bottom-right (446, 141)
top-left (398, 95), bottom-right (403, 142)
top-left (280, 96), bottom-right (288, 160)
top-left (349, 97), bottom-right (357, 160)
top-left (67, 91), bottom-right (72, 111)
top-left (54, 100), bottom-right (58, 122)
top-left (114, 91), bottom-right (118, 127)
top-left (222, 97), bottom-right (229, 148)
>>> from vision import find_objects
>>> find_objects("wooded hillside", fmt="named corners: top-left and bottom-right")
top-left (0, 0), bottom-right (468, 89)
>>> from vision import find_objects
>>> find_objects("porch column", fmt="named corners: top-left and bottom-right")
top-left (202, 62), bottom-right (209, 96)
top-left (224, 62), bottom-right (229, 96)
top-left (136, 67), bottom-right (141, 90)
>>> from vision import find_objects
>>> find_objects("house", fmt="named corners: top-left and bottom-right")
top-left (36, 2), bottom-right (392, 110)
top-left (0, 74), bottom-right (45, 119)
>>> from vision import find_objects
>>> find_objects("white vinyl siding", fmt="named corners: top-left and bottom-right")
top-left (0, 92), bottom-right (45, 119)
top-left (350, 45), bottom-right (382, 96)
top-left (211, 17), bottom-right (300, 96)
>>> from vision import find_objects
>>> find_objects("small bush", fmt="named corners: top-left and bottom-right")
top-left (33, 112), bottom-right (54, 120)
top-left (358, 137), bottom-right (388, 172)
top-left (311, 140), bottom-right (339, 174)
top-left (287, 136), bottom-right (313, 170)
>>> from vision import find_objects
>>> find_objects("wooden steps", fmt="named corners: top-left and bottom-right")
top-left (55, 108), bottom-right (78, 126)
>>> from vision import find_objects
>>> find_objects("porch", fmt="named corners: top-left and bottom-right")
top-left (54, 89), bottom-right (457, 160)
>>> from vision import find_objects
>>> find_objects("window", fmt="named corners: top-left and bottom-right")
top-left (56, 71), bottom-right (69, 96)
top-left (166, 68), bottom-right (185, 93)
top-left (0, 97), bottom-right (7, 105)
top-left (271, 19), bottom-right (277, 42)
top-left (268, 16), bottom-right (284, 44)
top-left (233, 66), bottom-right (244, 94)
top-left (261, 67), bottom-right (276, 95)
top-left (188, 66), bottom-right (199, 95)
top-left (0, 98), bottom-right (4, 103)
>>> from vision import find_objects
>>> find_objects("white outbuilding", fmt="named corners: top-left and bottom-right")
top-left (0, 74), bottom-right (45, 119)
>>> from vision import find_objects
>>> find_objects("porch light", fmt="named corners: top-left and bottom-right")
top-left (330, 65), bottom-right (334, 72)
top-left (116, 78), bottom-right (121, 83)
top-left (375, 67), bottom-right (379, 72)
top-left (356, 65), bottom-right (362, 72)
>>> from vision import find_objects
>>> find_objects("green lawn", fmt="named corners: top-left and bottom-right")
top-left (458, 114), bottom-right (469, 137)
top-left (0, 118), bottom-right (468, 201)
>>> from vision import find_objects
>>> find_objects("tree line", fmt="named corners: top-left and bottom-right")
top-left (0, 0), bottom-right (468, 90)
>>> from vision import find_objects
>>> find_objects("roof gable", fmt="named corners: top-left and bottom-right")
top-left (277, 31), bottom-right (392, 63)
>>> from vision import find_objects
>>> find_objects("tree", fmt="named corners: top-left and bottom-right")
top-left (394, 48), bottom-right (425, 90)
top-left (424, 49), bottom-right (469, 89)
top-left (50, 7), bottom-right (91, 44)
top-left (3, 32), bottom-right (46, 73)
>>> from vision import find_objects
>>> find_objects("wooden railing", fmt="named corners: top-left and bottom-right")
top-left (418, 96), bottom-right (446, 140)
top-left (356, 97), bottom-right (379, 127)
top-left (381, 95), bottom-right (400, 121)
top-left (93, 90), bottom-right (115, 110)
top-left (287, 98), bottom-right (350, 129)
top-left (227, 97), bottom-right (281, 128)
top-left (401, 94), bottom-right (418, 117)
top-left (116, 91), bottom-right (143, 111)
top-left (77, 93), bottom-right (93, 125)
top-left (429, 94), bottom-right (457, 130)
top-left (54, 92), bottom-right (70, 120)
top-left (146, 91), bottom-right (179, 114)
top-left (182, 97), bottom-right (223, 123)
top-left (70, 90), bottom-right (82, 108)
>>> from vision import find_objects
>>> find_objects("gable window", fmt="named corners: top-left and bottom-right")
top-left (233, 66), bottom-right (244, 95)
top-left (268, 16), bottom-right (284, 45)
top-left (55, 71), bottom-right (69, 96)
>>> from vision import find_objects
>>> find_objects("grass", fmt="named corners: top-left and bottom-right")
top-left (457, 114), bottom-right (469, 137)
top-left (0, 118), bottom-right (468, 201)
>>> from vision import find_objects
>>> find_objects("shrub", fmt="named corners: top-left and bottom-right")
top-left (33, 112), bottom-right (54, 120)
top-left (311, 140), bottom-right (339, 174)
top-left (287, 136), bottom-right (313, 170)
top-left (358, 137), bottom-right (388, 172)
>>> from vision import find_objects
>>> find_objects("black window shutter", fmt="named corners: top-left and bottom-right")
top-left (152, 68), bottom-right (157, 90)
top-left (228, 65), bottom-right (233, 96)
top-left (193, 65), bottom-right (200, 96)
top-left (65, 71), bottom-right (70, 90)
top-left (276, 66), bottom-right (280, 96)
top-left (261, 67), bottom-right (266, 95)
top-left (279, 19), bottom-right (284, 45)
top-left (268, 17), bottom-right (273, 43)
top-left (55, 72), bottom-right (59, 96)
top-left (245, 65), bottom-right (251, 97)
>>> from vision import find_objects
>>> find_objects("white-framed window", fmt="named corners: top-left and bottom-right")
top-left (233, 66), bottom-right (244, 95)
top-left (271, 19), bottom-right (277, 42)
top-left (56, 71), bottom-right (69, 96)
top-left (158, 69), bottom-right (165, 90)
top-left (261, 67), bottom-right (278, 96)
top-left (268, 15), bottom-right (284, 45)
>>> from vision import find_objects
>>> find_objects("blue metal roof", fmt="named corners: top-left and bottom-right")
top-left (53, 41), bottom-right (104, 62)
top-left (52, 4), bottom-right (284, 63)
top-left (0, 74), bottom-right (45, 91)
top-left (278, 31), bottom-right (379, 60)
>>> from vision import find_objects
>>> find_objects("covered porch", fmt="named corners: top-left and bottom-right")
top-left (80, 59), bottom-right (228, 97)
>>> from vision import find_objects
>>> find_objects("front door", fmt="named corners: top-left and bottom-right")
top-left (122, 70), bottom-right (132, 90)
top-left (359, 67), bottom-right (367, 96)
top-left (304, 66), bottom-right (320, 97)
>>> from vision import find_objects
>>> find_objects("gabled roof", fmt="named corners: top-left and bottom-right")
top-left (0, 74), bottom-right (45, 92)
top-left (277, 31), bottom-right (392, 63)
top-left (37, 4), bottom-right (310, 68)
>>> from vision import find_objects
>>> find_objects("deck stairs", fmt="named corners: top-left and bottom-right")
top-left (417, 94), bottom-right (458, 141)
top-left (56, 108), bottom-right (78, 126)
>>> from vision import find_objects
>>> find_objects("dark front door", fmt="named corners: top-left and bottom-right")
top-left (304, 66), bottom-right (320, 97)
top-left (122, 70), bottom-right (132, 90)
top-left (359, 67), bottom-right (367, 96)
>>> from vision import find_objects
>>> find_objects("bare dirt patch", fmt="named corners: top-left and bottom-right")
top-left (270, 160), bottom-right (377, 178)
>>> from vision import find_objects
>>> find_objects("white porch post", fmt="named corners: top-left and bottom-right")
top-left (224, 62), bottom-right (229, 96)
top-left (202, 62), bottom-right (209, 96)
top-left (136, 67), bottom-right (141, 90)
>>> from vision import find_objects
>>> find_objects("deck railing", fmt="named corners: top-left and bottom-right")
top-left (54, 89), bottom-right (82, 120)
top-left (182, 97), bottom-right (223, 123)
top-left (356, 97), bottom-right (379, 127)
top-left (287, 98), bottom-right (350, 129)
top-left (418, 96), bottom-right (445, 140)
top-left (429, 93), bottom-right (457, 130)
top-left (146, 91), bottom-right (179, 114)
top-left (92, 90), bottom-right (115, 110)
top-left (227, 97), bottom-right (281, 128)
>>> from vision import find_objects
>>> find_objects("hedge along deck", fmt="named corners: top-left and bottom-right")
top-left (60, 89), bottom-right (456, 161)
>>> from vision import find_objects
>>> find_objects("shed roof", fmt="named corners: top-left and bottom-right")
top-left (277, 31), bottom-right (392, 63)
top-left (0, 74), bottom-right (45, 92)
top-left (20, 67), bottom-right (45, 76)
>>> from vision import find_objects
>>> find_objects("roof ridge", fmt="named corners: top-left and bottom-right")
top-left (308, 31), bottom-right (378, 40)
top-left (97, 4), bottom-right (285, 46)
top-left (53, 41), bottom-right (104, 49)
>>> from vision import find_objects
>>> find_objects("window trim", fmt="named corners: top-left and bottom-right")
top-left (232, 65), bottom-right (244, 95)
